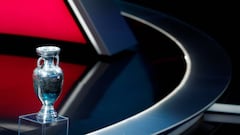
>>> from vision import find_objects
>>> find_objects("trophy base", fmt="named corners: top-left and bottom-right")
top-left (18, 113), bottom-right (69, 135)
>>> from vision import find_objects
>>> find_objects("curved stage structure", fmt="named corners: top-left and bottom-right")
top-left (86, 2), bottom-right (232, 135)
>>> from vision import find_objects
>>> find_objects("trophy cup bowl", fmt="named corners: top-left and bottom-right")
top-left (33, 46), bottom-right (64, 123)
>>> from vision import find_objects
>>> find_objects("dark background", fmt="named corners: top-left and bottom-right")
top-left (124, 0), bottom-right (239, 104)
top-left (123, 0), bottom-right (239, 56)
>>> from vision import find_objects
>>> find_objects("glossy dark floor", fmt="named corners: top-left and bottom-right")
top-left (123, 0), bottom-right (240, 134)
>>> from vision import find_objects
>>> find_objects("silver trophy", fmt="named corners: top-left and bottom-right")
top-left (33, 46), bottom-right (64, 123)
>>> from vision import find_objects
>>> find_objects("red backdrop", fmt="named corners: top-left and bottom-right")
top-left (0, 0), bottom-right (86, 43)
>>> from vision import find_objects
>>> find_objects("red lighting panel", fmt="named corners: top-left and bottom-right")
top-left (0, 0), bottom-right (86, 43)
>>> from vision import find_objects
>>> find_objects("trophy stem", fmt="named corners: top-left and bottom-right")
top-left (37, 104), bottom-right (58, 122)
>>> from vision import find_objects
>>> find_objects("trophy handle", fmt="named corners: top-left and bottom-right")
top-left (55, 55), bottom-right (59, 66)
top-left (37, 56), bottom-right (59, 67)
top-left (37, 57), bottom-right (44, 68)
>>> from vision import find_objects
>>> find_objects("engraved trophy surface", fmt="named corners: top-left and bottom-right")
top-left (33, 46), bottom-right (64, 123)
